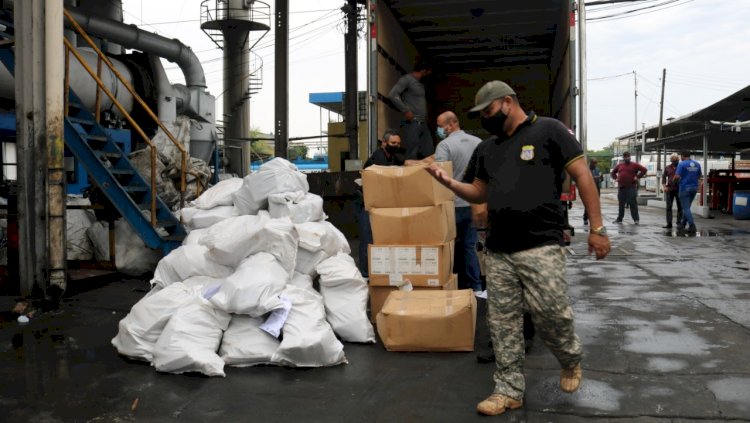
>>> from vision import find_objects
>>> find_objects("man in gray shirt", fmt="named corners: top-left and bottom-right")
top-left (434, 111), bottom-right (483, 292)
top-left (387, 61), bottom-right (435, 160)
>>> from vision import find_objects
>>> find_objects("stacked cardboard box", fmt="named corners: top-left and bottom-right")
top-left (362, 162), bottom-right (458, 320)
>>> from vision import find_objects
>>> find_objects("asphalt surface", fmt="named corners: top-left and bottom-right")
top-left (1, 191), bottom-right (750, 422)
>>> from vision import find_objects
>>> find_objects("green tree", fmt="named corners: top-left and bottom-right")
top-left (249, 127), bottom-right (273, 161)
top-left (287, 145), bottom-right (309, 161)
top-left (586, 147), bottom-right (614, 174)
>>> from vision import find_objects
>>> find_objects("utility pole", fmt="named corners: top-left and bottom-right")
top-left (577, 1), bottom-right (587, 154)
top-left (274, 0), bottom-right (289, 159)
top-left (633, 71), bottom-right (637, 156)
top-left (343, 0), bottom-right (358, 161)
top-left (656, 68), bottom-right (666, 194)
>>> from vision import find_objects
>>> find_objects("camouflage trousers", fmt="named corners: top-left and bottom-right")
top-left (484, 244), bottom-right (582, 400)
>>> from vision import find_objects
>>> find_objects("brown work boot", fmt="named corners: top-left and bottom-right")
top-left (560, 364), bottom-right (582, 393)
top-left (476, 394), bottom-right (523, 416)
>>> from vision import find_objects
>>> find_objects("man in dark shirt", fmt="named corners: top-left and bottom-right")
top-left (387, 60), bottom-right (435, 160)
top-left (661, 153), bottom-right (682, 229)
top-left (426, 80), bottom-right (610, 416)
top-left (356, 130), bottom-right (404, 277)
top-left (610, 152), bottom-right (647, 224)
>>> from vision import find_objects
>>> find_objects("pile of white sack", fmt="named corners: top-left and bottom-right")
top-left (112, 158), bottom-right (375, 376)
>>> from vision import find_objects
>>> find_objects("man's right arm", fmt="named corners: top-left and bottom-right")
top-left (425, 164), bottom-right (487, 204)
top-left (610, 165), bottom-right (618, 180)
top-left (388, 76), bottom-right (410, 113)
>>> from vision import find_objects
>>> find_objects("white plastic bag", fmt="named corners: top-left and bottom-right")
top-left (182, 227), bottom-right (209, 246)
top-left (152, 294), bottom-right (231, 377)
top-left (208, 252), bottom-right (288, 316)
top-left (219, 315), bottom-right (280, 367)
top-left (150, 244), bottom-right (233, 289)
top-left (268, 191), bottom-right (326, 223)
top-left (316, 253), bottom-right (375, 343)
top-left (193, 177), bottom-right (243, 209)
top-left (181, 205), bottom-right (235, 230)
top-left (294, 248), bottom-right (328, 277)
top-left (199, 213), bottom-right (270, 267)
top-left (111, 282), bottom-right (196, 361)
top-left (233, 158), bottom-right (309, 215)
top-left (295, 221), bottom-right (351, 255)
top-left (87, 219), bottom-right (161, 276)
top-left (255, 217), bottom-right (298, 275)
top-left (272, 285), bottom-right (347, 367)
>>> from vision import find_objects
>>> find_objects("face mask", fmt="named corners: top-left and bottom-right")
top-left (671, 160), bottom-right (679, 165)
top-left (623, 158), bottom-right (631, 164)
top-left (385, 145), bottom-right (399, 155)
top-left (436, 127), bottom-right (447, 139)
top-left (481, 110), bottom-right (507, 136)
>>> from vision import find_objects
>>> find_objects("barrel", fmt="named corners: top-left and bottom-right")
top-left (733, 190), bottom-right (750, 220)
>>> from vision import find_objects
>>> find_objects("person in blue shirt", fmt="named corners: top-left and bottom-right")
top-left (674, 151), bottom-right (703, 233)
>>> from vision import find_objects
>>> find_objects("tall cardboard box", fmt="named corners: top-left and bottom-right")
top-left (376, 288), bottom-right (476, 352)
top-left (362, 162), bottom-right (454, 210)
top-left (369, 274), bottom-right (457, 321)
top-left (369, 201), bottom-right (455, 245)
top-left (368, 242), bottom-right (454, 287)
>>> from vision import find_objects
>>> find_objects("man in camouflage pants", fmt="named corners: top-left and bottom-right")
top-left (426, 81), bottom-right (611, 416)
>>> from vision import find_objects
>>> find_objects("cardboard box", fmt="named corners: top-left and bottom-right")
top-left (369, 201), bottom-right (456, 245)
top-left (368, 242), bottom-right (454, 287)
top-left (375, 288), bottom-right (477, 352)
top-left (369, 274), bottom-right (458, 321)
top-left (362, 162), bottom-right (454, 210)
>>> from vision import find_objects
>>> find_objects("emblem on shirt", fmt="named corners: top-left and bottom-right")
top-left (520, 145), bottom-right (535, 161)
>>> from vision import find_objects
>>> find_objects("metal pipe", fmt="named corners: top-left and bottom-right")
top-left (46, 0), bottom-right (67, 295)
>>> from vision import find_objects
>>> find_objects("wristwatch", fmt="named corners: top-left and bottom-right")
top-left (591, 225), bottom-right (608, 236)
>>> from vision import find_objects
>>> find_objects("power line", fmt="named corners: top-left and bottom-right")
top-left (587, 0), bottom-right (694, 22)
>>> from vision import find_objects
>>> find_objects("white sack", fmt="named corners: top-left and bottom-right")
top-left (66, 196), bottom-right (96, 260)
top-left (111, 282), bottom-right (196, 361)
top-left (182, 227), bottom-right (209, 246)
top-left (150, 244), bottom-right (232, 289)
top-left (87, 219), bottom-right (161, 276)
top-left (181, 205), bottom-right (235, 230)
top-left (271, 285), bottom-right (347, 367)
top-left (193, 177), bottom-right (243, 209)
top-left (295, 221), bottom-right (351, 255)
top-left (208, 252), bottom-right (288, 316)
top-left (268, 191), bottom-right (326, 223)
top-left (233, 158), bottom-right (309, 216)
top-left (289, 272), bottom-right (314, 292)
top-left (294, 248), bottom-right (327, 277)
top-left (152, 294), bottom-right (231, 377)
top-left (316, 253), bottom-right (375, 343)
top-left (255, 217), bottom-right (298, 275)
top-left (220, 315), bottom-right (281, 367)
top-left (200, 213), bottom-right (270, 267)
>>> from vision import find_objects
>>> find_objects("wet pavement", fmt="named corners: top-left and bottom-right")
top-left (2, 191), bottom-right (750, 422)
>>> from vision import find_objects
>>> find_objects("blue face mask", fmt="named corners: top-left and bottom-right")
top-left (436, 127), bottom-right (447, 139)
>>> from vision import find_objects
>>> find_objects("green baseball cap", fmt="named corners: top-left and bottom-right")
top-left (468, 80), bottom-right (516, 117)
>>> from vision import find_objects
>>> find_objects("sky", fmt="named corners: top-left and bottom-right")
top-left (119, 0), bottom-right (750, 152)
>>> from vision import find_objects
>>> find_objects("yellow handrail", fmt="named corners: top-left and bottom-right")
top-left (64, 38), bottom-right (158, 225)
top-left (62, 8), bottom-right (188, 211)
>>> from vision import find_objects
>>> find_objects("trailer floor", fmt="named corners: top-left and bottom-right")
top-left (2, 190), bottom-right (750, 422)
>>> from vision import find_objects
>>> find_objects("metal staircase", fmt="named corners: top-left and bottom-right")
top-left (0, 8), bottom-right (186, 255)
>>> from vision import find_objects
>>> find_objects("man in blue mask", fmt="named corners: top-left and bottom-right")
top-left (426, 80), bottom-right (610, 416)
top-left (433, 111), bottom-right (484, 294)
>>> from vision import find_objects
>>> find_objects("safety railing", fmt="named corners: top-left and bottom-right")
top-left (62, 8), bottom-right (188, 225)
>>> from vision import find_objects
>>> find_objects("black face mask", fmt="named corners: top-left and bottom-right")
top-left (671, 160), bottom-right (679, 166)
top-left (481, 111), bottom-right (507, 136)
top-left (385, 145), bottom-right (400, 155)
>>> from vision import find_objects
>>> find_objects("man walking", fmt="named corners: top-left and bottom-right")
top-left (387, 60), bottom-right (435, 160)
top-left (425, 81), bottom-right (610, 416)
top-left (675, 151), bottom-right (703, 233)
top-left (610, 152), bottom-right (647, 224)
top-left (661, 153), bottom-right (683, 229)
top-left (433, 111), bottom-right (483, 293)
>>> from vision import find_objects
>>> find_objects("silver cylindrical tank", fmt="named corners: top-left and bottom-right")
top-left (0, 47), bottom-right (134, 115)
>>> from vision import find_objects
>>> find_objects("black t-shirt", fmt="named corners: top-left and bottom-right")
top-left (463, 113), bottom-right (583, 253)
top-left (363, 148), bottom-right (405, 169)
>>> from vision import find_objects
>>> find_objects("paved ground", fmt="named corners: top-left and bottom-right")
top-left (1, 191), bottom-right (750, 422)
